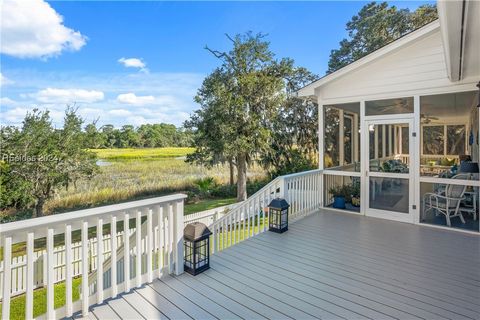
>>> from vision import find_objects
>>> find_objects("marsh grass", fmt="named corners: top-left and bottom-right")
top-left (91, 147), bottom-right (195, 160)
top-left (46, 155), bottom-right (265, 214)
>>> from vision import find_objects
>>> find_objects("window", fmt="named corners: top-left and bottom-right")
top-left (324, 103), bottom-right (360, 171)
top-left (366, 97), bottom-right (414, 116)
top-left (401, 127), bottom-right (409, 154)
top-left (420, 91), bottom-right (477, 179)
top-left (447, 125), bottom-right (466, 155)
top-left (422, 126), bottom-right (444, 155)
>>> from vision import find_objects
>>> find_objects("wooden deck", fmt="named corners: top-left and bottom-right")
top-left (77, 210), bottom-right (480, 320)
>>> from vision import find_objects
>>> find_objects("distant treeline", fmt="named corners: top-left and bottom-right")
top-left (84, 123), bottom-right (194, 148)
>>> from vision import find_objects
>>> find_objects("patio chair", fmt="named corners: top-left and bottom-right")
top-left (423, 174), bottom-right (469, 227)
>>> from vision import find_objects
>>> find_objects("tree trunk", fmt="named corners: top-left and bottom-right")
top-left (229, 158), bottom-right (235, 186)
top-left (35, 198), bottom-right (45, 217)
top-left (237, 154), bottom-right (247, 201)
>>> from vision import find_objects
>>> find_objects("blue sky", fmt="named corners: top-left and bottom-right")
top-left (0, 0), bottom-right (433, 127)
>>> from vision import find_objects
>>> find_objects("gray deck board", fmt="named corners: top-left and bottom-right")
top-left (149, 279), bottom-right (216, 320)
top-left (237, 234), bottom-right (472, 320)
top-left (108, 295), bottom-right (144, 319)
top-left (160, 275), bottom-right (242, 320)
top-left (291, 219), bottom-right (480, 285)
top-left (134, 284), bottom-right (191, 319)
top-left (247, 235), bottom-right (479, 318)
top-left (282, 225), bottom-right (480, 302)
top-left (91, 303), bottom-right (121, 320)
top-left (121, 289), bottom-right (168, 319)
top-left (83, 210), bottom-right (480, 320)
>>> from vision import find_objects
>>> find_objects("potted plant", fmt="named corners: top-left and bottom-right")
top-left (350, 181), bottom-right (360, 207)
top-left (329, 185), bottom-right (348, 209)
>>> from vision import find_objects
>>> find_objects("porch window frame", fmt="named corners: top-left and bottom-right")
top-left (420, 122), bottom-right (468, 157)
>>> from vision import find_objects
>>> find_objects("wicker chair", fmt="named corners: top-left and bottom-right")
top-left (423, 174), bottom-right (469, 227)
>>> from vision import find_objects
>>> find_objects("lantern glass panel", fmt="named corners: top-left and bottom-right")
top-left (195, 238), bottom-right (209, 269)
top-left (270, 208), bottom-right (280, 228)
top-left (184, 240), bottom-right (194, 269)
top-left (281, 209), bottom-right (288, 228)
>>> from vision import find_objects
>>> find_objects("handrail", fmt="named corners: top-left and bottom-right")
top-left (210, 169), bottom-right (322, 253)
top-left (0, 194), bottom-right (187, 237)
top-left (184, 202), bottom-right (241, 226)
top-left (0, 194), bottom-right (186, 320)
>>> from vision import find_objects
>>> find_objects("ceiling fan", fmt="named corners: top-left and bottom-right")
top-left (420, 113), bottom-right (439, 124)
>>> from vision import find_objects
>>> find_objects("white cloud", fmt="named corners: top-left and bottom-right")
top-left (33, 88), bottom-right (105, 103)
top-left (126, 115), bottom-right (148, 126)
top-left (108, 109), bottom-right (132, 117)
top-left (0, 71), bottom-right (204, 127)
top-left (0, 73), bottom-right (14, 86)
top-left (118, 58), bottom-right (148, 72)
top-left (117, 93), bottom-right (155, 106)
top-left (1, 107), bottom-right (29, 124)
top-left (0, 0), bottom-right (87, 59)
top-left (0, 97), bottom-right (18, 106)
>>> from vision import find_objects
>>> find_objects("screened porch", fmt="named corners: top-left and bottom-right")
top-left (320, 90), bottom-right (480, 233)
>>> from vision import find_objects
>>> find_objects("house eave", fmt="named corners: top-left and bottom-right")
top-left (297, 20), bottom-right (441, 98)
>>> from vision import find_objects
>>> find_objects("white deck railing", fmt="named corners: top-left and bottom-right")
top-left (0, 194), bottom-right (186, 320)
top-left (183, 202), bottom-right (241, 227)
top-left (210, 169), bottom-right (322, 253)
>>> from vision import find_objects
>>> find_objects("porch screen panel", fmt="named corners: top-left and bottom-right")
top-left (419, 91), bottom-right (479, 233)
top-left (420, 91), bottom-right (477, 177)
top-left (369, 123), bottom-right (410, 173)
top-left (369, 177), bottom-right (409, 214)
top-left (323, 174), bottom-right (361, 213)
top-left (324, 102), bottom-right (360, 172)
top-left (420, 181), bottom-right (479, 233)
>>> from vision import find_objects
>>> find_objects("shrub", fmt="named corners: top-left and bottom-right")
top-left (193, 177), bottom-right (216, 198)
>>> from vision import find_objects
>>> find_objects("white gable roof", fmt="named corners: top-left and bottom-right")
top-left (297, 21), bottom-right (440, 97)
top-left (298, 0), bottom-right (479, 99)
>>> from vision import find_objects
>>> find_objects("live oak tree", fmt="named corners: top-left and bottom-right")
top-left (186, 33), bottom-right (291, 201)
top-left (0, 108), bottom-right (97, 217)
top-left (328, 2), bottom-right (438, 73)
top-left (261, 67), bottom-right (319, 177)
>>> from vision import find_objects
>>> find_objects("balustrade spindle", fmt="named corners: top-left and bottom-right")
top-left (168, 204), bottom-right (174, 274)
top-left (46, 228), bottom-right (55, 319)
top-left (147, 208), bottom-right (153, 283)
top-left (157, 206), bottom-right (165, 278)
top-left (257, 196), bottom-right (261, 235)
top-left (26, 232), bottom-right (35, 320)
top-left (232, 212), bottom-right (236, 245)
top-left (111, 215), bottom-right (118, 297)
top-left (96, 218), bottom-right (104, 303)
top-left (135, 210), bottom-right (142, 287)
top-left (123, 213), bottom-right (130, 292)
top-left (81, 221), bottom-right (89, 316)
top-left (65, 225), bottom-right (73, 317)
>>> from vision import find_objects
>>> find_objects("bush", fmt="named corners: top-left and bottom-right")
top-left (193, 177), bottom-right (216, 198)
top-left (210, 178), bottom-right (270, 199)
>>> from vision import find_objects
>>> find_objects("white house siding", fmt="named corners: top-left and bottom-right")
top-left (317, 28), bottom-right (477, 104)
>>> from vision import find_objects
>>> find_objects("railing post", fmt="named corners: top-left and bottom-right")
top-left (212, 213), bottom-right (217, 254)
top-left (1, 236), bottom-right (12, 320)
top-left (26, 232), bottom-right (34, 320)
top-left (173, 199), bottom-right (184, 276)
top-left (280, 176), bottom-right (289, 202)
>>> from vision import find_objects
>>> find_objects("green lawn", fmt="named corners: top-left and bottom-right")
top-left (0, 278), bottom-right (82, 320)
top-left (213, 217), bottom-right (268, 251)
top-left (185, 198), bottom-right (237, 215)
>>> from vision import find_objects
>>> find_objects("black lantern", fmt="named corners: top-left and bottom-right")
top-left (268, 198), bottom-right (290, 233)
top-left (184, 222), bottom-right (212, 275)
